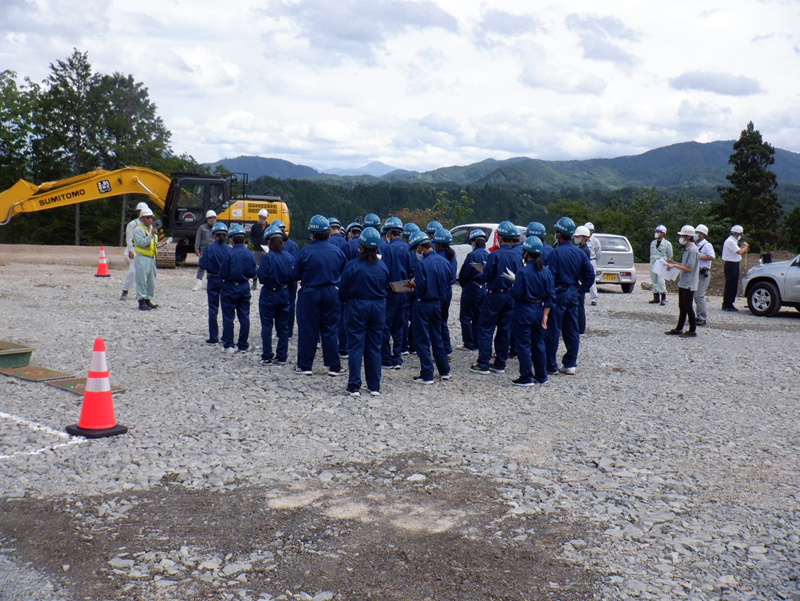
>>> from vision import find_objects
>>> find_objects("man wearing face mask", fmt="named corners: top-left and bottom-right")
top-left (572, 226), bottom-right (592, 335)
top-left (649, 225), bottom-right (672, 306)
top-left (693, 224), bottom-right (715, 326)
top-left (721, 225), bottom-right (749, 312)
top-left (664, 225), bottom-right (699, 338)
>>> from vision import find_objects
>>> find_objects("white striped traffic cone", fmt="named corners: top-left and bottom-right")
top-left (95, 246), bottom-right (111, 277)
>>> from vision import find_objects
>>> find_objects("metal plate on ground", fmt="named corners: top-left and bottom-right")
top-left (45, 377), bottom-right (127, 396)
top-left (0, 365), bottom-right (73, 382)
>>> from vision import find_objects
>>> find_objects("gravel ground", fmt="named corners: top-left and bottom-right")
top-left (0, 248), bottom-right (799, 600)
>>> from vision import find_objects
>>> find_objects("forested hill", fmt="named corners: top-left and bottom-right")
top-left (208, 142), bottom-right (800, 191)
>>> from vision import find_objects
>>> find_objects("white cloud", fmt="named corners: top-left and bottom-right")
top-left (564, 13), bottom-right (639, 66)
top-left (669, 71), bottom-right (763, 96)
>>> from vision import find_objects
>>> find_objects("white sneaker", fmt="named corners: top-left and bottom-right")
top-left (192, 278), bottom-right (203, 291)
top-left (558, 366), bottom-right (576, 375)
top-left (412, 376), bottom-right (434, 385)
top-left (369, 390), bottom-right (381, 397)
top-left (223, 347), bottom-right (235, 354)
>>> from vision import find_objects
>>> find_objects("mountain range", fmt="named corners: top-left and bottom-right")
top-left (205, 141), bottom-right (800, 191)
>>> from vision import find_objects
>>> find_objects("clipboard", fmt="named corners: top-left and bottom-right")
top-left (652, 258), bottom-right (679, 281)
top-left (261, 245), bottom-right (270, 254)
top-left (470, 262), bottom-right (485, 273)
top-left (390, 280), bottom-right (414, 293)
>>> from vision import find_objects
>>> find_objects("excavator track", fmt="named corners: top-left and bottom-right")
top-left (156, 243), bottom-right (177, 269)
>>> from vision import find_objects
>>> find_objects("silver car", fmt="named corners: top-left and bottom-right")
top-left (742, 253), bottom-right (800, 316)
top-left (593, 233), bottom-right (636, 293)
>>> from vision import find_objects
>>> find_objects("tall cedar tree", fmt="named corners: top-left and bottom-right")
top-left (715, 121), bottom-right (782, 251)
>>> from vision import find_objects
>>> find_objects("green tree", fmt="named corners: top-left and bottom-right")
top-left (785, 206), bottom-right (800, 253)
top-left (0, 71), bottom-right (33, 191)
top-left (715, 121), bottom-right (782, 251)
top-left (431, 189), bottom-right (474, 227)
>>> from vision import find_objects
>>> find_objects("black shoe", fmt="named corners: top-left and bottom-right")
top-left (346, 384), bottom-right (361, 398)
top-left (206, 339), bottom-right (218, 345)
top-left (648, 293), bottom-right (660, 304)
top-left (328, 365), bottom-right (347, 377)
top-left (260, 358), bottom-right (273, 365)
top-left (512, 377), bottom-right (534, 387)
top-left (695, 320), bottom-right (707, 326)
top-left (729, 306), bottom-right (739, 312)
top-left (145, 299), bottom-right (159, 309)
top-left (679, 331), bottom-right (697, 338)
top-left (665, 329), bottom-right (682, 335)
top-left (138, 299), bottom-right (151, 311)
top-left (119, 290), bottom-right (128, 301)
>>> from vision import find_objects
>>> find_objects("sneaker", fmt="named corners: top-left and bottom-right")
top-left (591, 301), bottom-right (597, 306)
top-left (275, 359), bottom-right (287, 366)
top-left (455, 345), bottom-right (467, 351)
top-left (223, 347), bottom-right (236, 354)
top-left (440, 373), bottom-right (451, 381)
top-left (513, 377), bottom-right (534, 387)
top-left (412, 376), bottom-right (434, 385)
top-left (369, 390), bottom-right (381, 397)
top-left (470, 364), bottom-right (490, 375)
top-left (145, 299), bottom-right (159, 309)
top-left (119, 290), bottom-right (128, 301)
top-left (391, 364), bottom-right (401, 370)
top-left (489, 364), bottom-right (505, 374)
top-left (547, 369), bottom-right (559, 375)
top-left (730, 306), bottom-right (739, 312)
top-left (260, 358), bottom-right (273, 365)
top-left (205, 339), bottom-right (217, 345)
top-left (293, 366), bottom-right (313, 375)
top-left (558, 366), bottom-right (576, 375)
top-left (346, 384), bottom-right (361, 398)
top-left (695, 320), bottom-right (707, 326)
top-left (339, 352), bottom-right (349, 359)
top-left (381, 364), bottom-right (394, 370)
top-left (138, 299), bottom-right (151, 311)
top-left (237, 347), bottom-right (249, 354)
top-left (679, 331), bottom-right (697, 338)
top-left (665, 329), bottom-right (683, 335)
top-left (328, 365), bottom-right (347, 377)
top-left (401, 350), bottom-right (410, 356)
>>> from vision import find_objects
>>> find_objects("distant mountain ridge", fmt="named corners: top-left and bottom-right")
top-left (206, 142), bottom-right (800, 190)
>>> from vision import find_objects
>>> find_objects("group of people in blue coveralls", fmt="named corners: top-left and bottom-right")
top-left (199, 211), bottom-right (593, 395)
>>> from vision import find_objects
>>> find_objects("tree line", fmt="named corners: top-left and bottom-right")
top-left (2, 51), bottom-right (798, 258)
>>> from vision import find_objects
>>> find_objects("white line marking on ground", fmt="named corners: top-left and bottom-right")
top-left (0, 410), bottom-right (85, 460)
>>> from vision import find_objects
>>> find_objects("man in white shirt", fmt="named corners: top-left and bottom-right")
top-left (584, 223), bottom-right (602, 306)
top-left (721, 225), bottom-right (749, 312)
top-left (694, 224), bottom-right (715, 325)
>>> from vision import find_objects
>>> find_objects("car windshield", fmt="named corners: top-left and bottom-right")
top-left (596, 236), bottom-right (631, 252)
top-left (451, 226), bottom-right (491, 245)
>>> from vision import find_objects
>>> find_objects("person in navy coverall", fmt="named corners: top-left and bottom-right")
top-left (457, 229), bottom-right (489, 351)
top-left (543, 217), bottom-right (595, 376)
top-left (400, 222), bottom-right (420, 355)
top-left (328, 217), bottom-right (349, 358)
top-left (510, 236), bottom-right (555, 386)
top-left (344, 222), bottom-right (363, 261)
top-left (219, 224), bottom-right (257, 352)
top-left (380, 217), bottom-right (410, 369)
top-left (272, 220), bottom-right (300, 338)
top-left (470, 221), bottom-right (524, 375)
top-left (433, 228), bottom-right (457, 356)
top-left (257, 225), bottom-right (295, 365)
top-left (339, 227), bottom-right (389, 397)
top-left (407, 231), bottom-right (451, 384)
top-left (198, 222), bottom-right (230, 345)
top-left (292, 215), bottom-right (348, 376)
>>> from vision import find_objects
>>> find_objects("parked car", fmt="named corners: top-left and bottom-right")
top-left (741, 253), bottom-right (800, 316)
top-left (592, 233), bottom-right (636, 293)
top-left (450, 223), bottom-right (527, 269)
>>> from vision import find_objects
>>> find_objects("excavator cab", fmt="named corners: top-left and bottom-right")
top-left (163, 174), bottom-right (231, 262)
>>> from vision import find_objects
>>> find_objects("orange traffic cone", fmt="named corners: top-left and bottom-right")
top-left (66, 338), bottom-right (127, 438)
top-left (95, 246), bottom-right (111, 277)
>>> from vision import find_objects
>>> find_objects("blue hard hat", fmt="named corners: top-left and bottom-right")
top-left (380, 224), bottom-right (388, 234)
top-left (384, 216), bottom-right (403, 231)
top-left (408, 230), bottom-right (429, 248)
top-left (363, 213), bottom-right (381, 228)
top-left (469, 228), bottom-right (487, 242)
top-left (308, 214), bottom-right (330, 232)
top-left (265, 224), bottom-right (283, 239)
top-left (425, 220), bottom-right (443, 234)
top-left (432, 228), bottom-right (453, 244)
top-left (328, 217), bottom-right (341, 227)
top-left (402, 223), bottom-right (420, 238)
top-left (496, 221), bottom-right (518, 237)
top-left (346, 222), bottom-right (363, 234)
top-left (522, 236), bottom-right (544, 254)
top-left (359, 227), bottom-right (381, 248)
top-left (270, 219), bottom-right (286, 230)
top-left (525, 221), bottom-right (546, 237)
top-left (228, 223), bottom-right (246, 237)
top-left (553, 216), bottom-right (576, 236)
top-left (211, 222), bottom-right (228, 234)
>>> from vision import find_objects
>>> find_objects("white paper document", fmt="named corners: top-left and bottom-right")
top-left (652, 258), bottom-right (679, 281)
top-left (470, 262), bottom-right (485, 273)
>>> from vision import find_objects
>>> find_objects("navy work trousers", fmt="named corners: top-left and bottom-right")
top-left (412, 300), bottom-right (449, 381)
top-left (347, 298), bottom-right (386, 392)
top-left (296, 285), bottom-right (341, 370)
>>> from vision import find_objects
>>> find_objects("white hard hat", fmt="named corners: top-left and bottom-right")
top-left (655, 225), bottom-right (666, 234)
top-left (695, 224), bottom-right (708, 236)
top-left (573, 226), bottom-right (591, 237)
top-left (206, 210), bottom-right (217, 219)
top-left (136, 202), bottom-right (149, 212)
top-left (678, 225), bottom-right (695, 237)
top-left (258, 209), bottom-right (269, 218)
top-left (731, 225), bottom-right (744, 234)
top-left (140, 207), bottom-right (154, 218)
top-left (584, 222), bottom-right (595, 231)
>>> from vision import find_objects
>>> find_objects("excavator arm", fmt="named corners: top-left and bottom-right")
top-left (0, 167), bottom-right (172, 226)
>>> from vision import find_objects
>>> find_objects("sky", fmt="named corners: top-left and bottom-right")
top-left (2, 0), bottom-right (799, 172)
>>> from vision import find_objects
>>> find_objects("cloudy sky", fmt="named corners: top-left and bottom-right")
top-left (2, 0), bottom-right (799, 172)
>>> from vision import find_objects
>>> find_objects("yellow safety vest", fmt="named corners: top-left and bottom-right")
top-left (134, 223), bottom-right (158, 258)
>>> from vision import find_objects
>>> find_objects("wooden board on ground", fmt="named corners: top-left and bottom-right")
top-left (0, 365), bottom-right (74, 382)
top-left (45, 378), bottom-right (126, 396)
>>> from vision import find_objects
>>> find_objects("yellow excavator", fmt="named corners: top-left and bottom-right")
top-left (0, 167), bottom-right (290, 267)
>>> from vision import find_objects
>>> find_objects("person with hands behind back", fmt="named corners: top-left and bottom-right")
top-left (665, 225), bottom-right (700, 338)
